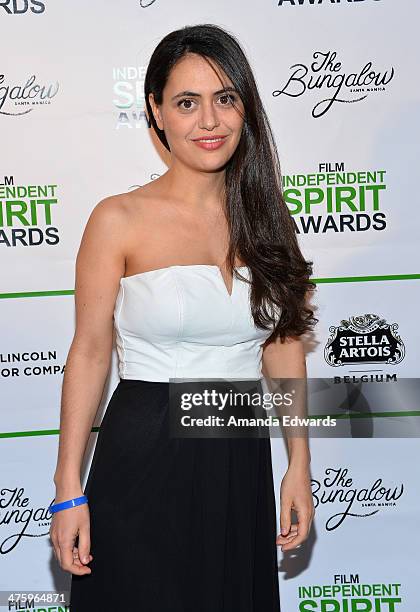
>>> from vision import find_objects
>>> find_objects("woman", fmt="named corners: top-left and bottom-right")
top-left (50, 23), bottom-right (317, 611)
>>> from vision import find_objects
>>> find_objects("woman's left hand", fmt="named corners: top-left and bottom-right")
top-left (276, 462), bottom-right (315, 551)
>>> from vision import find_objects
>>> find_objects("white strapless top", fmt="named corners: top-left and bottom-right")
top-left (113, 264), bottom-right (279, 382)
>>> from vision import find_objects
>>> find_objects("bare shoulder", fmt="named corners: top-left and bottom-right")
top-left (113, 182), bottom-right (175, 240)
top-left (80, 183), bottom-right (168, 257)
top-left (122, 182), bottom-right (171, 221)
top-left (76, 192), bottom-right (138, 287)
top-left (80, 189), bottom-right (155, 252)
top-left (86, 192), bottom-right (132, 231)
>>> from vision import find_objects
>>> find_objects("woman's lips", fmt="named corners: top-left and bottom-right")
top-left (192, 136), bottom-right (228, 150)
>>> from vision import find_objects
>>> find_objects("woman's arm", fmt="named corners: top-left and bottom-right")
top-left (261, 335), bottom-right (314, 551)
top-left (261, 335), bottom-right (310, 467)
top-left (50, 196), bottom-right (127, 574)
top-left (53, 196), bottom-right (127, 493)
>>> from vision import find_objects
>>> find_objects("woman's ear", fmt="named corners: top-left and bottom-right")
top-left (148, 93), bottom-right (164, 131)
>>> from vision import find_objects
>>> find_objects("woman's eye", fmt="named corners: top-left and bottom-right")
top-left (218, 93), bottom-right (236, 105)
top-left (178, 98), bottom-right (195, 110)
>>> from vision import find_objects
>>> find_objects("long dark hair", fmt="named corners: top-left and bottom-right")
top-left (144, 23), bottom-right (318, 342)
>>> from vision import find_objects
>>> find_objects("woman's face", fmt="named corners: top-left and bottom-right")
top-left (148, 53), bottom-right (245, 171)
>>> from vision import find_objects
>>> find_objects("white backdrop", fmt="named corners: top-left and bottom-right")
top-left (1, 0), bottom-right (419, 610)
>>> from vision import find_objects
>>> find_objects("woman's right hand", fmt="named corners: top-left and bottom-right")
top-left (49, 489), bottom-right (93, 575)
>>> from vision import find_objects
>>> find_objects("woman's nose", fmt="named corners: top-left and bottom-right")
top-left (198, 100), bottom-right (220, 130)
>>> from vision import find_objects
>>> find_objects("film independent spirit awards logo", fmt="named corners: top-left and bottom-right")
top-left (324, 314), bottom-right (405, 367)
top-left (273, 50), bottom-right (395, 118)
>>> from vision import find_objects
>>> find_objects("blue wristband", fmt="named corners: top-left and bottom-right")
top-left (49, 495), bottom-right (88, 514)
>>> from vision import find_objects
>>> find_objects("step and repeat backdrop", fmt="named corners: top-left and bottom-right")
top-left (1, 0), bottom-right (419, 610)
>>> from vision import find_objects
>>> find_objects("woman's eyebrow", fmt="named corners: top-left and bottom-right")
top-left (171, 86), bottom-right (237, 101)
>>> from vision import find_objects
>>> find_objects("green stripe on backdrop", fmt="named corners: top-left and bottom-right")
top-left (0, 427), bottom-right (100, 439)
top-left (314, 273), bottom-right (420, 284)
top-left (1, 412), bottom-right (420, 438)
top-left (0, 274), bottom-right (419, 299)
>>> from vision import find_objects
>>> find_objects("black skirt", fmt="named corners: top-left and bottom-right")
top-left (70, 379), bottom-right (280, 611)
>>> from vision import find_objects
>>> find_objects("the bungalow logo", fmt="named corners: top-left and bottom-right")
top-left (273, 51), bottom-right (394, 118)
top-left (311, 467), bottom-right (404, 531)
top-left (324, 314), bottom-right (405, 367)
top-left (0, 486), bottom-right (52, 554)
top-left (0, 73), bottom-right (59, 116)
